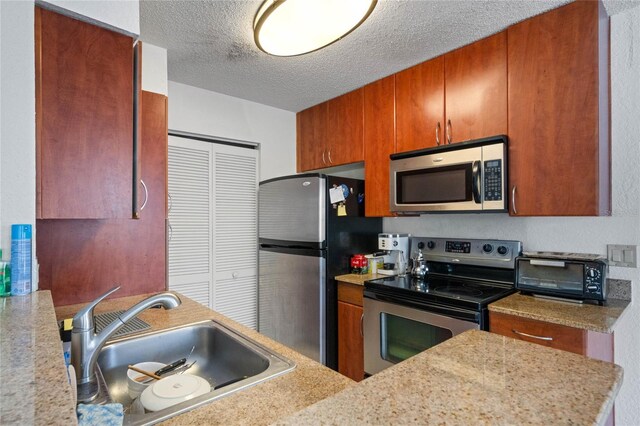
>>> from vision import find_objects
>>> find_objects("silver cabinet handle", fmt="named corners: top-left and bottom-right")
top-left (168, 193), bottom-right (173, 212)
top-left (435, 122), bottom-right (441, 146)
top-left (140, 179), bottom-right (149, 211)
top-left (512, 329), bottom-right (553, 341)
top-left (322, 151), bottom-right (327, 165)
top-left (511, 186), bottom-right (517, 214)
top-left (327, 149), bottom-right (333, 164)
top-left (360, 313), bottom-right (364, 338)
top-left (446, 119), bottom-right (452, 144)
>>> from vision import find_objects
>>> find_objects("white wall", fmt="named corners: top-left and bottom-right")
top-left (141, 43), bottom-right (168, 95)
top-left (384, 5), bottom-right (640, 424)
top-left (0, 1), bottom-right (37, 287)
top-left (168, 81), bottom-right (296, 181)
top-left (40, 0), bottom-right (139, 36)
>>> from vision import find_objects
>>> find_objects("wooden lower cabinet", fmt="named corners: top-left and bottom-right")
top-left (337, 281), bottom-right (364, 381)
top-left (489, 311), bottom-right (613, 362)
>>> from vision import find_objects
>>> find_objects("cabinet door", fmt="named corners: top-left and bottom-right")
top-left (36, 7), bottom-right (135, 219)
top-left (37, 91), bottom-right (167, 306)
top-left (444, 32), bottom-right (507, 144)
top-left (489, 312), bottom-right (586, 355)
top-left (364, 76), bottom-right (395, 217)
top-left (396, 56), bottom-right (445, 152)
top-left (327, 88), bottom-right (364, 167)
top-left (338, 301), bottom-right (364, 382)
top-left (507, 1), bottom-right (608, 216)
top-left (296, 103), bottom-right (327, 172)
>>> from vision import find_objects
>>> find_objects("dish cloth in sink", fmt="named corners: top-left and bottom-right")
top-left (77, 403), bottom-right (124, 426)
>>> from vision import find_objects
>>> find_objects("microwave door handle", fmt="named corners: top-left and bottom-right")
top-left (472, 160), bottom-right (481, 204)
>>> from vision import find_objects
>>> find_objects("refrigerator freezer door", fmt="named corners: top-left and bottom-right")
top-left (259, 175), bottom-right (326, 245)
top-left (258, 247), bottom-right (326, 364)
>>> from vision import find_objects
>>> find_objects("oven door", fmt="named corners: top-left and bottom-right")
top-left (363, 296), bottom-right (480, 375)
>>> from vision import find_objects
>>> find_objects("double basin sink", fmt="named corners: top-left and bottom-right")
top-left (93, 319), bottom-right (296, 425)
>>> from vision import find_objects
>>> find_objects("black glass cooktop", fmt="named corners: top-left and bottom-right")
top-left (365, 275), bottom-right (514, 309)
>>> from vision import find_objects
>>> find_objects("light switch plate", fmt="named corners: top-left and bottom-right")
top-left (607, 244), bottom-right (637, 268)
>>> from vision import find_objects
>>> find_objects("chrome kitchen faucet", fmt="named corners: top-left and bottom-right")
top-left (71, 285), bottom-right (181, 402)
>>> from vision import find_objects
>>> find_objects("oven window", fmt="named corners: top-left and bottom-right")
top-left (380, 312), bottom-right (453, 364)
top-left (396, 164), bottom-right (472, 204)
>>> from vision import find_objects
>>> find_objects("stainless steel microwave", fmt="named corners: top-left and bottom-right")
top-left (389, 135), bottom-right (508, 213)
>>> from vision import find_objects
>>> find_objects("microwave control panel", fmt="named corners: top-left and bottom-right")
top-left (483, 159), bottom-right (503, 201)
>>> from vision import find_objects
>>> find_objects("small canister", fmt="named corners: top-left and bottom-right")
top-left (350, 254), bottom-right (368, 274)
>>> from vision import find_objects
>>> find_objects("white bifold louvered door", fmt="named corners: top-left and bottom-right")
top-left (168, 135), bottom-right (259, 329)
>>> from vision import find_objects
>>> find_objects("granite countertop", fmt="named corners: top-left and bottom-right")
top-left (0, 292), bottom-right (77, 425)
top-left (276, 330), bottom-right (623, 425)
top-left (335, 272), bottom-right (390, 286)
top-left (489, 293), bottom-right (630, 333)
top-left (53, 292), bottom-right (354, 425)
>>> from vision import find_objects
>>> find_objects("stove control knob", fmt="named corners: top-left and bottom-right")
top-left (497, 246), bottom-right (508, 255)
top-left (417, 242), bottom-right (425, 250)
top-left (482, 244), bottom-right (493, 253)
top-left (426, 241), bottom-right (435, 250)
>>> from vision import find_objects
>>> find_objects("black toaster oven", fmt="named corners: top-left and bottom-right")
top-left (515, 253), bottom-right (607, 304)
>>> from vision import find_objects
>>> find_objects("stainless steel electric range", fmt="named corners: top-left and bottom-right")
top-left (363, 236), bottom-right (522, 375)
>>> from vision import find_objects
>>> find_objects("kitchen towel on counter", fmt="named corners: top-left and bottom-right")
top-left (77, 403), bottom-right (123, 426)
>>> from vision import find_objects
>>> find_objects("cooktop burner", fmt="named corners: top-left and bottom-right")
top-left (433, 285), bottom-right (483, 297)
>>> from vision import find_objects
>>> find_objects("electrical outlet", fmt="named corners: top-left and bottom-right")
top-left (607, 244), bottom-right (637, 268)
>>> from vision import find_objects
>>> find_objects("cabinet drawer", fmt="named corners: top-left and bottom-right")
top-left (489, 311), bottom-right (586, 355)
top-left (337, 281), bottom-right (363, 307)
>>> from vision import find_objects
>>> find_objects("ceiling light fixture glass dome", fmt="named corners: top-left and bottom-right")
top-left (254, 0), bottom-right (378, 57)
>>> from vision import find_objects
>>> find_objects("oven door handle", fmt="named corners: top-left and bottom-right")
top-left (472, 160), bottom-right (482, 204)
top-left (364, 292), bottom-right (481, 324)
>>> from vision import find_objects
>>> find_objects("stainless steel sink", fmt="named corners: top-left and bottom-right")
top-left (95, 320), bottom-right (296, 425)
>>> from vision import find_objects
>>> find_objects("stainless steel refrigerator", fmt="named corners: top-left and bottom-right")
top-left (258, 174), bottom-right (382, 370)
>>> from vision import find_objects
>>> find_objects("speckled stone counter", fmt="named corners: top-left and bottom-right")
top-left (275, 330), bottom-right (623, 425)
top-left (0, 292), bottom-right (77, 425)
top-left (54, 292), bottom-right (354, 425)
top-left (489, 293), bottom-right (630, 333)
top-left (335, 273), bottom-right (390, 286)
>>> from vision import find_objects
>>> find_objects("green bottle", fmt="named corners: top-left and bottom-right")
top-left (0, 249), bottom-right (11, 297)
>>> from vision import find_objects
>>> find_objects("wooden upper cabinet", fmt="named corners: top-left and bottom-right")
top-left (296, 88), bottom-right (364, 172)
top-left (396, 56), bottom-right (445, 152)
top-left (444, 31), bottom-right (507, 144)
top-left (507, 1), bottom-right (609, 216)
top-left (364, 76), bottom-right (395, 217)
top-left (296, 103), bottom-right (327, 172)
top-left (36, 7), bottom-right (136, 219)
top-left (327, 88), bottom-right (364, 167)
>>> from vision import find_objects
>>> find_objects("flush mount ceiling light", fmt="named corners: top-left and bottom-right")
top-left (254, 0), bottom-right (378, 57)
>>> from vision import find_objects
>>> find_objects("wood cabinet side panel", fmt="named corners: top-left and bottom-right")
top-left (489, 311), bottom-right (586, 355)
top-left (296, 103), bottom-right (326, 172)
top-left (444, 31), bottom-right (507, 143)
top-left (37, 92), bottom-right (168, 306)
top-left (507, 1), bottom-right (602, 215)
top-left (38, 8), bottom-right (134, 218)
top-left (395, 56), bottom-right (445, 152)
top-left (327, 88), bottom-right (364, 166)
top-left (337, 301), bottom-right (365, 382)
top-left (364, 76), bottom-right (396, 217)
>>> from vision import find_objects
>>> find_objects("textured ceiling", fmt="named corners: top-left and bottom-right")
top-left (140, 0), bottom-right (637, 112)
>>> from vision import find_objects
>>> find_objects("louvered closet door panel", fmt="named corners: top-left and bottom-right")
top-left (212, 144), bottom-right (259, 329)
top-left (168, 136), bottom-right (212, 307)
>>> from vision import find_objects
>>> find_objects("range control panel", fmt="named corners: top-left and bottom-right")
top-left (412, 237), bottom-right (523, 269)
